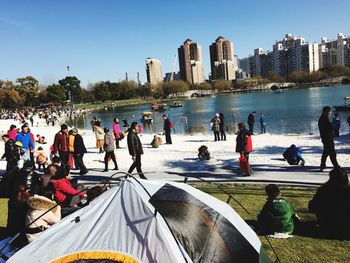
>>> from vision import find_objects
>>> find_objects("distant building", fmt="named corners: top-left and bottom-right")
top-left (209, 36), bottom-right (236, 80)
top-left (145, 58), bottom-right (163, 85)
top-left (319, 33), bottom-right (350, 68)
top-left (178, 39), bottom-right (205, 84)
top-left (164, 72), bottom-right (180, 81)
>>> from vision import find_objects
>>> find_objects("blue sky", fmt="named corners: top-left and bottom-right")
top-left (1, 0), bottom-right (349, 86)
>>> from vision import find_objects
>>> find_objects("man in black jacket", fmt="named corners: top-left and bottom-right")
top-left (247, 111), bottom-right (256, 134)
top-left (162, 114), bottom-right (172, 144)
top-left (1, 134), bottom-right (20, 173)
top-left (127, 122), bottom-right (147, 179)
top-left (72, 128), bottom-right (88, 175)
top-left (318, 106), bottom-right (340, 171)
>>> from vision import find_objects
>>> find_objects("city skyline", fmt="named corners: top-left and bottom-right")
top-left (1, 0), bottom-right (350, 86)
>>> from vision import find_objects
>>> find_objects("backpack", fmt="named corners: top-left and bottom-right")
top-left (170, 121), bottom-right (174, 129)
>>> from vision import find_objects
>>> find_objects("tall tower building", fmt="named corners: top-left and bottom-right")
top-left (209, 36), bottom-right (236, 80)
top-left (145, 58), bottom-right (163, 85)
top-left (178, 39), bottom-right (205, 84)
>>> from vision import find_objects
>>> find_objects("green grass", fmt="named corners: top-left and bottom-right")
top-left (1, 185), bottom-right (350, 262)
top-left (193, 184), bottom-right (350, 263)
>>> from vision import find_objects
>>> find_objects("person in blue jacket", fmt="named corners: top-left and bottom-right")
top-left (259, 113), bottom-right (266, 134)
top-left (16, 124), bottom-right (35, 162)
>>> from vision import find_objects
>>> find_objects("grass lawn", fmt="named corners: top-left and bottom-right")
top-left (1, 184), bottom-right (350, 262)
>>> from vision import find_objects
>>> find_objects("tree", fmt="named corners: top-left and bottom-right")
top-left (92, 82), bottom-right (111, 102)
top-left (59, 76), bottom-right (83, 103)
top-left (0, 80), bottom-right (15, 90)
top-left (161, 80), bottom-right (189, 98)
top-left (46, 84), bottom-right (66, 103)
top-left (15, 76), bottom-right (40, 106)
top-left (0, 89), bottom-right (24, 108)
top-left (212, 80), bottom-right (232, 92)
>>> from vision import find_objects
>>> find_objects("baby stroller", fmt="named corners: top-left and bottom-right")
top-left (198, 145), bottom-right (211, 160)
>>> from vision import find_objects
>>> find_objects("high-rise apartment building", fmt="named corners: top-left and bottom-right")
top-left (209, 36), bottom-right (236, 80)
top-left (178, 39), bottom-right (205, 84)
top-left (145, 58), bottom-right (163, 85)
top-left (319, 33), bottom-right (350, 68)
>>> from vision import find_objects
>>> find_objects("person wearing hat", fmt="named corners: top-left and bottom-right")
top-left (53, 124), bottom-right (70, 166)
top-left (127, 122), bottom-right (146, 179)
top-left (211, 113), bottom-right (221, 142)
top-left (1, 134), bottom-right (20, 173)
top-left (15, 124), bottom-right (35, 162)
top-left (25, 195), bottom-right (61, 242)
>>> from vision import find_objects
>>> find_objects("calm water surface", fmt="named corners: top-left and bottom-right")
top-left (72, 85), bottom-right (350, 135)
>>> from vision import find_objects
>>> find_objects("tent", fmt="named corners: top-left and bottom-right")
top-left (8, 177), bottom-right (271, 263)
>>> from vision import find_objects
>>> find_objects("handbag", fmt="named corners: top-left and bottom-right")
top-left (239, 153), bottom-right (250, 175)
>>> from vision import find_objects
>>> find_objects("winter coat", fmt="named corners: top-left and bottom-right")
top-left (247, 113), bottom-right (255, 125)
top-left (69, 135), bottom-right (75, 152)
top-left (260, 116), bottom-right (266, 125)
top-left (53, 131), bottom-right (69, 153)
top-left (16, 132), bottom-right (35, 151)
top-left (94, 126), bottom-right (105, 141)
top-left (7, 129), bottom-right (18, 141)
top-left (113, 123), bottom-right (121, 139)
top-left (236, 129), bottom-right (250, 153)
top-left (2, 139), bottom-right (20, 162)
top-left (52, 178), bottom-right (85, 205)
top-left (212, 117), bottom-right (221, 132)
top-left (318, 114), bottom-right (334, 143)
top-left (73, 134), bottom-right (87, 154)
top-left (163, 118), bottom-right (171, 132)
top-left (127, 130), bottom-right (143, 156)
top-left (25, 198), bottom-right (61, 242)
top-left (104, 131), bottom-right (115, 152)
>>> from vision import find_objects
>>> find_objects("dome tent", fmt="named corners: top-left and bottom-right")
top-left (8, 177), bottom-right (271, 263)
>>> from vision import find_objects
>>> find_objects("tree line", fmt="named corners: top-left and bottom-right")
top-left (1, 66), bottom-right (349, 109)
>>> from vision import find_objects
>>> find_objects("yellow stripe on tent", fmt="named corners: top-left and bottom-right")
top-left (50, 251), bottom-right (139, 263)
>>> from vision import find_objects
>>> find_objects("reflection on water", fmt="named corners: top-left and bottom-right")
top-left (71, 85), bottom-right (350, 135)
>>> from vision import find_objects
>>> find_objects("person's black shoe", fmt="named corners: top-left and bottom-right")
top-left (113, 167), bottom-right (119, 170)
top-left (102, 169), bottom-right (108, 172)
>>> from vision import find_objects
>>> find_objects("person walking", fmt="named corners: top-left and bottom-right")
top-left (212, 113), bottom-right (221, 141)
top-left (16, 124), bottom-right (35, 162)
top-left (102, 128), bottom-right (118, 172)
top-left (94, 122), bottom-right (105, 154)
top-left (53, 124), bottom-right (70, 166)
top-left (127, 122), bottom-right (147, 179)
top-left (260, 113), bottom-right (266, 134)
top-left (318, 106), bottom-right (340, 172)
top-left (72, 128), bottom-right (88, 175)
top-left (331, 112), bottom-right (340, 137)
top-left (236, 122), bottom-right (252, 176)
top-left (162, 114), bottom-right (172, 144)
top-left (113, 118), bottom-right (122, 149)
top-left (247, 111), bottom-right (256, 135)
top-left (1, 134), bottom-right (20, 172)
top-left (219, 112), bottom-right (226, 141)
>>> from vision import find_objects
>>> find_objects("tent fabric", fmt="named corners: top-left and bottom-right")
top-left (8, 179), bottom-right (187, 263)
top-left (8, 177), bottom-right (270, 263)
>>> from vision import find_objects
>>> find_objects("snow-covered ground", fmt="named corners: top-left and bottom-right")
top-left (0, 118), bottom-right (349, 185)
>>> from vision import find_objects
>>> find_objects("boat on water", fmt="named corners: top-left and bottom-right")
top-left (140, 111), bottom-right (153, 124)
top-left (169, 101), bottom-right (183, 108)
top-left (333, 96), bottom-right (350, 111)
top-left (151, 103), bottom-right (169, 111)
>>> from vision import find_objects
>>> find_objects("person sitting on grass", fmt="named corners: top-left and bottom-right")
top-left (258, 184), bottom-right (300, 235)
top-left (308, 167), bottom-right (350, 239)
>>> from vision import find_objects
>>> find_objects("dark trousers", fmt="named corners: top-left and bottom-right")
top-left (165, 131), bottom-right (172, 144)
top-left (128, 154), bottom-right (146, 179)
top-left (220, 129), bottom-right (226, 140)
top-left (74, 153), bottom-right (88, 174)
top-left (214, 131), bottom-right (220, 141)
top-left (104, 151), bottom-right (118, 170)
top-left (59, 151), bottom-right (70, 166)
top-left (115, 139), bottom-right (120, 149)
top-left (6, 160), bottom-right (18, 173)
top-left (248, 123), bottom-right (254, 134)
top-left (321, 140), bottom-right (339, 169)
top-left (261, 124), bottom-right (266, 134)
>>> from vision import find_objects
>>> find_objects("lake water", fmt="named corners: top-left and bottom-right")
top-left (72, 84), bottom-right (350, 135)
